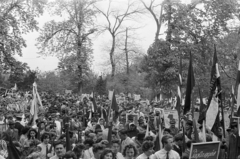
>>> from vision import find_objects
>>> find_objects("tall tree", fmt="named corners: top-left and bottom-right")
top-left (37, 0), bottom-right (97, 95)
top-left (95, 0), bottom-right (142, 77)
top-left (0, 0), bottom-right (46, 79)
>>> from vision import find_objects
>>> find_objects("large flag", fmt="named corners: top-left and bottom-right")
top-left (231, 85), bottom-right (236, 117)
top-left (198, 88), bottom-right (207, 124)
top-left (91, 92), bottom-right (98, 112)
top-left (205, 46), bottom-right (223, 137)
top-left (236, 61), bottom-right (240, 116)
top-left (176, 86), bottom-right (181, 116)
top-left (184, 52), bottom-right (195, 114)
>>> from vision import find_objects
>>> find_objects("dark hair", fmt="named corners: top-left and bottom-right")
top-left (174, 133), bottom-right (183, 142)
top-left (144, 136), bottom-right (154, 141)
top-left (100, 149), bottom-right (115, 159)
top-left (142, 141), bottom-right (154, 152)
top-left (206, 134), bottom-right (213, 142)
top-left (122, 144), bottom-right (138, 157)
top-left (161, 134), bottom-right (173, 147)
top-left (73, 143), bottom-right (85, 155)
top-left (186, 140), bottom-right (193, 149)
top-left (84, 139), bottom-right (94, 147)
top-left (92, 144), bottom-right (105, 153)
top-left (27, 129), bottom-right (38, 140)
top-left (21, 127), bottom-right (30, 135)
top-left (41, 133), bottom-right (50, 142)
top-left (54, 140), bottom-right (66, 148)
top-left (119, 129), bottom-right (128, 135)
top-left (136, 132), bottom-right (145, 141)
top-left (112, 139), bottom-right (121, 145)
top-left (62, 151), bottom-right (77, 159)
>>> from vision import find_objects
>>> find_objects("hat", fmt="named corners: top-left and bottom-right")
top-left (163, 128), bottom-right (171, 133)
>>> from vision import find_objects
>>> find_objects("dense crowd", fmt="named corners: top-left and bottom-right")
top-left (0, 91), bottom-right (238, 159)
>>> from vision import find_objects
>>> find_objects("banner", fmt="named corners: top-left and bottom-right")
top-left (189, 141), bottom-right (220, 159)
top-left (163, 110), bottom-right (179, 128)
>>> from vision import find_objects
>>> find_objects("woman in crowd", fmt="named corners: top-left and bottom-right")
top-left (122, 144), bottom-right (138, 159)
top-left (100, 149), bottom-right (115, 159)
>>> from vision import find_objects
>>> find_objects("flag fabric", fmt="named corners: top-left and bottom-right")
top-left (198, 88), bottom-right (207, 124)
top-left (176, 86), bottom-right (181, 115)
top-left (91, 92), bottom-right (98, 113)
top-left (231, 85), bottom-right (236, 117)
top-left (184, 52), bottom-right (195, 115)
top-left (205, 46), bottom-right (223, 137)
top-left (236, 61), bottom-right (240, 117)
top-left (193, 118), bottom-right (200, 142)
top-left (30, 83), bottom-right (38, 126)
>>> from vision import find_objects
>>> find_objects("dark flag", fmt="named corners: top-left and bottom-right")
top-left (184, 52), bottom-right (195, 115)
top-left (7, 138), bottom-right (20, 159)
top-left (205, 45), bottom-right (224, 138)
top-left (198, 88), bottom-right (207, 124)
top-left (235, 61), bottom-right (240, 117)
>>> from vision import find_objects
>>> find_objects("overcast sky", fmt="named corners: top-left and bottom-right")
top-left (16, 0), bottom-right (191, 74)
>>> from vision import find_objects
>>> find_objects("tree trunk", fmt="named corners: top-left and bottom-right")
top-left (125, 28), bottom-right (129, 75)
top-left (166, 2), bottom-right (172, 43)
top-left (110, 35), bottom-right (116, 77)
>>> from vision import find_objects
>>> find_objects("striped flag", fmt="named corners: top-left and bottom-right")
top-left (236, 61), bottom-right (240, 116)
top-left (205, 46), bottom-right (223, 137)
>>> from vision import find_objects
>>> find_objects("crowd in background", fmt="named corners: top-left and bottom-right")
top-left (0, 91), bottom-right (238, 159)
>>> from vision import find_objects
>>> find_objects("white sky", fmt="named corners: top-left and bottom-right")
top-left (16, 0), bottom-right (191, 73)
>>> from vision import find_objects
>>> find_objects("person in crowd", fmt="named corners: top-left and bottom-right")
top-left (185, 120), bottom-right (193, 140)
top-left (132, 132), bottom-right (145, 154)
top-left (50, 141), bottom-right (66, 159)
top-left (127, 123), bottom-right (139, 138)
top-left (173, 133), bottom-right (183, 157)
top-left (152, 134), bottom-right (180, 159)
top-left (38, 133), bottom-right (53, 159)
top-left (122, 144), bottom-right (138, 159)
top-left (119, 129), bottom-right (134, 152)
top-left (169, 120), bottom-right (178, 136)
top-left (62, 151), bottom-right (77, 159)
top-left (83, 138), bottom-right (94, 159)
top-left (227, 122), bottom-right (240, 159)
top-left (2, 120), bottom-right (19, 142)
top-left (99, 149), bottom-right (115, 159)
top-left (182, 140), bottom-right (193, 159)
top-left (14, 114), bottom-right (24, 137)
top-left (28, 128), bottom-right (38, 141)
top-left (112, 139), bottom-right (124, 159)
top-left (95, 118), bottom-right (105, 132)
top-left (73, 143), bottom-right (85, 159)
top-left (0, 140), bottom-right (7, 159)
top-left (92, 144), bottom-right (105, 159)
top-left (136, 141), bottom-right (154, 159)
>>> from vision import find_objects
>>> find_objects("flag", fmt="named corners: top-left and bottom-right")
top-left (91, 92), bottom-right (98, 113)
top-left (30, 83), bottom-right (38, 126)
top-left (184, 52), bottom-right (195, 114)
top-left (205, 46), bottom-right (223, 137)
top-left (236, 61), bottom-right (240, 117)
top-left (7, 138), bottom-right (20, 159)
top-left (231, 85), bottom-right (236, 117)
top-left (198, 88), bottom-right (207, 124)
top-left (179, 73), bottom-right (183, 86)
top-left (176, 86), bottom-right (181, 116)
top-left (111, 90), bottom-right (119, 112)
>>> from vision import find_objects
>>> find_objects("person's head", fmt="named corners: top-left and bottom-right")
top-left (41, 133), bottom-right (50, 144)
top-left (129, 123), bottom-right (136, 131)
top-left (28, 129), bottom-right (38, 139)
top-left (21, 127), bottom-right (30, 136)
top-left (119, 129), bottom-right (128, 140)
top-left (93, 144), bottom-right (105, 159)
top-left (83, 138), bottom-right (94, 149)
top-left (54, 141), bottom-right (66, 157)
top-left (73, 144), bottom-right (85, 158)
top-left (100, 149), bottom-right (115, 159)
top-left (206, 134), bottom-right (212, 142)
top-left (163, 128), bottom-right (171, 135)
top-left (111, 139), bottom-right (121, 153)
top-left (231, 122), bottom-right (238, 134)
top-left (144, 136), bottom-right (154, 142)
top-left (161, 134), bottom-right (174, 151)
top-left (8, 120), bottom-right (15, 129)
top-left (174, 133), bottom-right (183, 146)
top-left (122, 144), bottom-right (138, 158)
top-left (186, 120), bottom-right (193, 130)
top-left (186, 140), bottom-right (193, 149)
top-left (99, 118), bottom-right (105, 125)
top-left (142, 141), bottom-right (154, 157)
top-left (95, 129), bottom-right (103, 139)
top-left (62, 151), bottom-right (77, 159)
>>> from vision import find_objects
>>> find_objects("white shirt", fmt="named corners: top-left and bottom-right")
top-left (37, 143), bottom-right (52, 159)
top-left (136, 153), bottom-right (151, 159)
top-left (50, 155), bottom-right (59, 159)
top-left (83, 147), bottom-right (94, 159)
top-left (116, 152), bottom-right (125, 159)
top-left (151, 149), bottom-right (180, 159)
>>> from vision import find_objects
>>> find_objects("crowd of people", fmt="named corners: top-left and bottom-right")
top-left (0, 91), bottom-right (238, 159)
